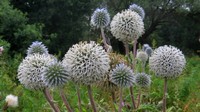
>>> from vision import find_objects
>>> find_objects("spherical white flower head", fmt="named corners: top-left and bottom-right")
top-left (42, 61), bottom-right (71, 87)
top-left (18, 54), bottom-right (57, 90)
top-left (110, 10), bottom-right (144, 42)
top-left (90, 8), bottom-right (110, 28)
top-left (149, 45), bottom-right (186, 78)
top-left (129, 3), bottom-right (145, 20)
top-left (136, 51), bottom-right (148, 62)
top-left (62, 41), bottom-right (110, 85)
top-left (27, 41), bottom-right (48, 56)
top-left (110, 63), bottom-right (135, 87)
top-left (5, 94), bottom-right (18, 108)
top-left (135, 73), bottom-right (151, 88)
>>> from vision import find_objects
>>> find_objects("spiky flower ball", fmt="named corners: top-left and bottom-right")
top-left (18, 54), bottom-right (57, 90)
top-left (136, 51), bottom-right (148, 63)
top-left (149, 45), bottom-right (186, 78)
top-left (110, 10), bottom-right (144, 42)
top-left (42, 61), bottom-right (70, 87)
top-left (135, 73), bottom-right (151, 88)
top-left (62, 41), bottom-right (110, 85)
top-left (129, 3), bottom-right (145, 20)
top-left (27, 41), bottom-right (48, 56)
top-left (142, 44), bottom-right (150, 51)
top-left (145, 47), bottom-right (153, 57)
top-left (91, 8), bottom-right (110, 28)
top-left (5, 94), bottom-right (18, 108)
top-left (110, 63), bottom-right (134, 87)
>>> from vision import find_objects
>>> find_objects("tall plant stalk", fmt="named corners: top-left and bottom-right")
top-left (100, 27), bottom-right (109, 52)
top-left (137, 89), bottom-right (141, 108)
top-left (59, 89), bottom-right (73, 112)
top-left (118, 88), bottom-right (123, 112)
top-left (76, 85), bottom-right (82, 112)
top-left (43, 88), bottom-right (60, 112)
top-left (87, 85), bottom-right (97, 112)
top-left (163, 78), bottom-right (167, 112)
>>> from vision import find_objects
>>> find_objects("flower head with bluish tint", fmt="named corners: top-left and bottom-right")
top-left (110, 10), bottom-right (144, 42)
top-left (5, 94), bottom-right (18, 108)
top-left (18, 54), bottom-right (57, 90)
top-left (62, 41), bottom-right (110, 85)
top-left (110, 63), bottom-right (134, 87)
top-left (129, 3), bottom-right (145, 20)
top-left (27, 41), bottom-right (48, 56)
top-left (135, 73), bottom-right (151, 88)
top-left (149, 45), bottom-right (186, 78)
top-left (91, 8), bottom-right (110, 28)
top-left (42, 61), bottom-right (70, 87)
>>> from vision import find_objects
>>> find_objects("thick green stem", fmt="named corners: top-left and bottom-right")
top-left (87, 85), bottom-right (97, 112)
top-left (59, 89), bottom-right (73, 112)
top-left (76, 86), bottom-right (82, 112)
top-left (163, 78), bottom-right (167, 112)
top-left (43, 88), bottom-right (60, 112)
top-left (137, 89), bottom-right (142, 108)
top-left (130, 86), bottom-right (136, 109)
top-left (118, 88), bottom-right (123, 112)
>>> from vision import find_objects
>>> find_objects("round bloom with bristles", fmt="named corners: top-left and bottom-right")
top-left (18, 54), bottom-right (57, 90)
top-left (5, 94), bottom-right (18, 108)
top-left (42, 61), bottom-right (70, 87)
top-left (110, 10), bottom-right (144, 42)
top-left (90, 8), bottom-right (110, 28)
top-left (135, 73), bottom-right (151, 88)
top-left (129, 3), bottom-right (145, 20)
top-left (145, 47), bottom-right (153, 57)
top-left (142, 44), bottom-right (150, 51)
top-left (27, 41), bottom-right (48, 56)
top-left (62, 41), bottom-right (110, 85)
top-left (110, 63), bottom-right (134, 87)
top-left (149, 45), bottom-right (186, 78)
top-left (136, 51), bottom-right (148, 62)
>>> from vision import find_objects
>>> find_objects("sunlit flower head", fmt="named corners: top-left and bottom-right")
top-left (42, 61), bottom-right (71, 87)
top-left (0, 46), bottom-right (4, 55)
top-left (136, 51), bottom-right (148, 62)
top-left (27, 41), bottom-right (48, 56)
top-left (110, 63), bottom-right (134, 87)
top-left (149, 45), bottom-right (186, 78)
top-left (110, 9), bottom-right (144, 42)
top-left (5, 94), bottom-right (18, 108)
top-left (135, 73), bottom-right (151, 88)
top-left (129, 3), bottom-right (145, 20)
top-left (18, 54), bottom-right (57, 90)
top-left (62, 41), bottom-right (110, 85)
top-left (90, 8), bottom-right (110, 28)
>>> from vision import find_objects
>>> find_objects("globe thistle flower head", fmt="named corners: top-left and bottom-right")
top-left (27, 41), bottom-right (48, 56)
top-left (110, 9), bottom-right (144, 43)
top-left (142, 44), bottom-right (150, 51)
top-left (149, 45), bottom-right (186, 78)
top-left (90, 8), bottom-right (110, 28)
top-left (42, 61), bottom-right (71, 87)
top-left (129, 3), bottom-right (145, 20)
top-left (135, 73), bottom-right (151, 88)
top-left (136, 51), bottom-right (148, 62)
top-left (18, 54), bottom-right (57, 90)
top-left (5, 94), bottom-right (18, 108)
top-left (145, 47), bottom-right (153, 57)
top-left (110, 63), bottom-right (134, 87)
top-left (62, 41), bottom-right (110, 85)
